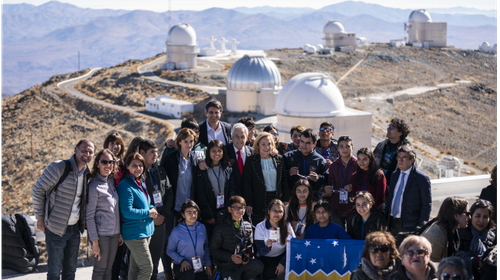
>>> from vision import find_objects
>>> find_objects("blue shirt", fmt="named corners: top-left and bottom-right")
top-left (261, 157), bottom-right (277, 192)
top-left (304, 222), bottom-right (352, 240)
top-left (167, 221), bottom-right (211, 267)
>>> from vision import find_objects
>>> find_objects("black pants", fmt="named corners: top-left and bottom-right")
top-left (161, 210), bottom-right (179, 276)
top-left (389, 216), bottom-right (403, 237)
top-left (218, 259), bottom-right (265, 280)
top-left (150, 223), bottom-right (166, 280)
top-left (259, 252), bottom-right (285, 280)
top-left (173, 264), bottom-right (207, 280)
top-left (111, 243), bottom-right (128, 280)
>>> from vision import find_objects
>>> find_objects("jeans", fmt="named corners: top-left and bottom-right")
top-left (45, 224), bottom-right (81, 280)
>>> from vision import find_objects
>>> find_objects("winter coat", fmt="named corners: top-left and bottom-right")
top-left (283, 149), bottom-right (328, 200)
top-left (144, 163), bottom-right (173, 218)
top-left (347, 210), bottom-right (388, 240)
top-left (196, 166), bottom-right (236, 222)
top-left (389, 261), bottom-right (438, 280)
top-left (351, 258), bottom-right (399, 280)
top-left (314, 139), bottom-right (339, 162)
top-left (167, 221), bottom-right (211, 266)
top-left (328, 155), bottom-right (357, 217)
top-left (2, 214), bottom-right (40, 273)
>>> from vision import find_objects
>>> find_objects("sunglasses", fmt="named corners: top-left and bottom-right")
top-left (320, 127), bottom-right (332, 132)
top-left (99, 160), bottom-right (115, 165)
top-left (368, 244), bottom-right (390, 253)
top-left (476, 198), bottom-right (492, 205)
top-left (403, 249), bottom-right (428, 257)
top-left (273, 133), bottom-right (279, 137)
top-left (387, 124), bottom-right (396, 130)
top-left (441, 273), bottom-right (462, 280)
top-left (338, 136), bottom-right (352, 142)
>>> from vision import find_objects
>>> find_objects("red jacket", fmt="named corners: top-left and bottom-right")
top-left (351, 169), bottom-right (386, 210)
top-left (327, 155), bottom-right (357, 217)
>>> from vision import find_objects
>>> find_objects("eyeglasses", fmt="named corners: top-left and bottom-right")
top-left (99, 160), bottom-right (115, 165)
top-left (231, 206), bottom-right (245, 211)
top-left (403, 249), bottom-right (428, 257)
top-left (368, 244), bottom-right (390, 253)
top-left (338, 136), bottom-right (352, 142)
top-left (440, 273), bottom-right (462, 280)
top-left (476, 199), bottom-right (492, 205)
top-left (320, 127), bottom-right (332, 132)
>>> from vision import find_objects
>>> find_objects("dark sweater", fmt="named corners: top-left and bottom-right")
top-left (304, 222), bottom-right (352, 239)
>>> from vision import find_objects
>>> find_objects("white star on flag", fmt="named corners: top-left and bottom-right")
top-left (295, 254), bottom-right (302, 260)
top-left (304, 241), bottom-right (311, 247)
top-left (332, 241), bottom-right (339, 246)
top-left (317, 246), bottom-right (320, 248)
top-left (310, 258), bottom-right (316, 264)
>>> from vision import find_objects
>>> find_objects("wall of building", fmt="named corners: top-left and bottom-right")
top-left (166, 45), bottom-right (197, 69)
top-left (323, 32), bottom-right (357, 49)
top-left (227, 89), bottom-right (257, 113)
top-left (408, 22), bottom-right (447, 47)
top-left (145, 98), bottom-right (194, 118)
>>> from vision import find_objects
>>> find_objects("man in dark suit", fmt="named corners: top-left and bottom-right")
top-left (386, 144), bottom-right (431, 236)
top-left (198, 99), bottom-right (232, 146)
top-left (226, 123), bottom-right (254, 196)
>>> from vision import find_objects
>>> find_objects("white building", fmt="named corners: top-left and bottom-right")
top-left (165, 23), bottom-right (198, 70)
top-left (356, 37), bottom-right (370, 47)
top-left (226, 54), bottom-right (282, 116)
top-left (407, 9), bottom-right (447, 47)
top-left (322, 20), bottom-right (356, 52)
top-left (390, 39), bottom-right (406, 47)
top-left (274, 73), bottom-right (372, 152)
top-left (478, 42), bottom-right (497, 54)
top-left (145, 95), bottom-right (194, 118)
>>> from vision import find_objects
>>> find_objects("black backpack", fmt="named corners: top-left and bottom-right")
top-left (2, 214), bottom-right (40, 273)
top-left (395, 218), bottom-right (437, 248)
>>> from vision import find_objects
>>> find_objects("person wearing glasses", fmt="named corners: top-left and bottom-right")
top-left (457, 199), bottom-right (496, 280)
top-left (421, 197), bottom-right (469, 262)
top-left (373, 118), bottom-right (412, 185)
top-left (254, 199), bottom-right (295, 280)
top-left (351, 231), bottom-right (400, 280)
top-left (386, 145), bottom-right (431, 236)
top-left (347, 192), bottom-right (387, 240)
top-left (351, 148), bottom-right (386, 210)
top-left (87, 149), bottom-right (122, 280)
top-left (210, 196), bottom-right (264, 280)
top-left (314, 122), bottom-right (339, 165)
top-left (243, 132), bottom-right (290, 225)
top-left (263, 125), bottom-right (288, 156)
top-left (436, 257), bottom-right (468, 280)
top-left (391, 235), bottom-right (438, 280)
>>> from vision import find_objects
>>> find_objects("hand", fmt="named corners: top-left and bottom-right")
top-left (118, 234), bottom-right (124, 246)
top-left (154, 214), bottom-right (165, 226)
top-left (180, 260), bottom-right (192, 272)
top-left (242, 255), bottom-right (250, 265)
top-left (289, 167), bottom-right (299, 176)
top-left (150, 208), bottom-right (158, 218)
top-left (326, 159), bottom-right (332, 166)
top-left (291, 221), bottom-right (298, 230)
top-left (205, 266), bottom-right (212, 278)
top-left (166, 139), bottom-right (175, 148)
top-left (207, 218), bottom-right (216, 225)
top-left (266, 239), bottom-right (273, 247)
top-left (345, 184), bottom-right (353, 192)
top-left (231, 254), bottom-right (242, 264)
top-left (275, 263), bottom-right (285, 275)
top-left (92, 240), bottom-right (101, 261)
top-left (323, 185), bottom-right (333, 195)
top-left (37, 219), bottom-right (45, 234)
top-left (246, 206), bottom-right (253, 216)
top-left (198, 160), bottom-right (208, 171)
top-left (309, 171), bottom-right (319, 182)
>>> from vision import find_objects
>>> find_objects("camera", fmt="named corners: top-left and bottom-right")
top-left (235, 244), bottom-right (249, 262)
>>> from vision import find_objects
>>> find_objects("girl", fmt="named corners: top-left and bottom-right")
top-left (352, 148), bottom-right (386, 210)
top-left (255, 199), bottom-right (295, 280)
top-left (286, 179), bottom-right (315, 238)
top-left (167, 200), bottom-right (212, 280)
top-left (305, 200), bottom-right (352, 239)
top-left (346, 191), bottom-right (387, 240)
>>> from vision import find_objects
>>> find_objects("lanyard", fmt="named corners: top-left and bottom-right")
top-left (148, 165), bottom-right (158, 192)
top-left (185, 223), bottom-right (198, 252)
top-left (234, 220), bottom-right (247, 244)
top-left (211, 166), bottom-right (222, 194)
top-left (339, 162), bottom-right (352, 188)
top-left (360, 174), bottom-right (367, 191)
top-left (132, 175), bottom-right (149, 202)
top-left (298, 206), bottom-right (306, 223)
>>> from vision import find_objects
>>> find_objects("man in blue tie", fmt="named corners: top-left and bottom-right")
top-left (386, 145), bottom-right (431, 236)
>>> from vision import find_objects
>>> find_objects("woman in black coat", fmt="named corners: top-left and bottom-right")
top-left (243, 132), bottom-right (289, 225)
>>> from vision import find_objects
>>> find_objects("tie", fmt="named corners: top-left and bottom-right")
top-left (236, 150), bottom-right (244, 177)
top-left (392, 172), bottom-right (406, 217)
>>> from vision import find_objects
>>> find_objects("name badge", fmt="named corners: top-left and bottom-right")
top-left (269, 228), bottom-right (279, 242)
top-left (192, 256), bottom-right (203, 273)
top-left (216, 194), bottom-right (224, 209)
top-left (153, 191), bottom-right (163, 207)
top-left (339, 190), bottom-right (348, 204)
top-left (296, 223), bottom-right (304, 237)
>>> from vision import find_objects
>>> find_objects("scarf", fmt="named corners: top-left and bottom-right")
top-left (361, 257), bottom-right (398, 280)
top-left (470, 226), bottom-right (488, 257)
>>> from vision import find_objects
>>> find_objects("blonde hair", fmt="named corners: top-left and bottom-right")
top-left (253, 132), bottom-right (277, 156)
top-left (399, 235), bottom-right (432, 256)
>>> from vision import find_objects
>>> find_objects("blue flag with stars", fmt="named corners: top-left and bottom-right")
top-left (286, 238), bottom-right (365, 280)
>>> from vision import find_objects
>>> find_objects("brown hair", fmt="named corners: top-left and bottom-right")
top-left (123, 136), bottom-right (144, 165)
top-left (265, 199), bottom-right (287, 245)
top-left (361, 231), bottom-right (399, 260)
top-left (287, 180), bottom-right (315, 233)
top-left (228, 195), bottom-right (246, 207)
top-left (120, 153), bottom-right (146, 182)
top-left (436, 197), bottom-right (468, 230)
top-left (390, 118), bottom-right (411, 141)
top-left (205, 140), bottom-right (231, 169)
top-left (175, 128), bottom-right (198, 151)
top-left (253, 132), bottom-right (277, 156)
top-left (103, 132), bottom-right (125, 160)
top-left (91, 149), bottom-right (117, 179)
top-left (179, 200), bottom-right (201, 223)
top-left (290, 125), bottom-right (306, 137)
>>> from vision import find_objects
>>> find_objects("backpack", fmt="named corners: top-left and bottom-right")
top-left (2, 214), bottom-right (40, 273)
top-left (47, 160), bottom-right (72, 197)
top-left (395, 218), bottom-right (437, 247)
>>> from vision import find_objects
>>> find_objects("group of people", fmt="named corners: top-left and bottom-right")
top-left (31, 99), bottom-right (496, 280)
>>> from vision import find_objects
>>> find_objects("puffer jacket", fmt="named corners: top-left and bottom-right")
top-left (32, 155), bottom-right (90, 237)
top-left (314, 139), bottom-right (339, 162)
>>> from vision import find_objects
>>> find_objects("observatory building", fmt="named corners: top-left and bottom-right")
top-left (145, 95), bottom-right (193, 118)
top-left (165, 23), bottom-right (198, 70)
top-left (226, 54), bottom-right (282, 116)
top-left (478, 42), bottom-right (497, 54)
top-left (407, 9), bottom-right (447, 47)
top-left (322, 20), bottom-right (356, 52)
top-left (274, 73), bottom-right (371, 152)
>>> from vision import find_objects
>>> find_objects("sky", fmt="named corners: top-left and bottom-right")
top-left (2, 0), bottom-right (498, 11)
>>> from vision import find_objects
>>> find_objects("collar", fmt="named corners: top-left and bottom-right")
top-left (233, 144), bottom-right (244, 154)
top-left (206, 120), bottom-right (221, 132)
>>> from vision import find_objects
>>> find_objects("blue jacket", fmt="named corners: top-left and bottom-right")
top-left (117, 175), bottom-right (155, 241)
top-left (304, 222), bottom-right (352, 239)
top-left (167, 221), bottom-right (211, 267)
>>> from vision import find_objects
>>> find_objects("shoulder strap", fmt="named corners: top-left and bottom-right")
top-left (415, 217), bottom-right (438, 235)
top-left (47, 160), bottom-right (72, 197)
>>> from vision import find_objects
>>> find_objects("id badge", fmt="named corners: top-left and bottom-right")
top-left (309, 166), bottom-right (317, 173)
top-left (192, 256), bottom-right (203, 273)
top-left (216, 194), bottom-right (224, 209)
top-left (153, 191), bottom-right (163, 207)
top-left (339, 190), bottom-right (348, 204)
top-left (296, 223), bottom-right (304, 237)
top-left (269, 229), bottom-right (279, 242)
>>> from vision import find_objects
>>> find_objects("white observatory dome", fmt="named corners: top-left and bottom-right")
top-left (275, 73), bottom-right (345, 117)
top-left (316, 44), bottom-right (324, 50)
top-left (227, 55), bottom-right (281, 90)
top-left (305, 46), bottom-right (317, 54)
top-left (482, 42), bottom-right (490, 47)
top-left (323, 20), bottom-right (345, 34)
top-left (409, 9), bottom-right (432, 23)
top-left (167, 23), bottom-right (197, 46)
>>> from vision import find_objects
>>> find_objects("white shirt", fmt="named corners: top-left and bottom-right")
top-left (67, 167), bottom-right (86, 225)
top-left (206, 120), bottom-right (226, 145)
top-left (233, 145), bottom-right (247, 165)
top-left (391, 169), bottom-right (411, 218)
top-left (254, 220), bottom-right (295, 257)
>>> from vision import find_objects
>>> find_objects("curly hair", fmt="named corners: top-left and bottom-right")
top-left (361, 231), bottom-right (399, 260)
top-left (390, 118), bottom-right (411, 141)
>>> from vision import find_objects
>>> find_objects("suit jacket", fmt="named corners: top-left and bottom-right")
top-left (242, 154), bottom-right (290, 222)
top-left (386, 165), bottom-right (432, 232)
top-left (198, 120), bottom-right (232, 147)
top-left (226, 143), bottom-right (254, 196)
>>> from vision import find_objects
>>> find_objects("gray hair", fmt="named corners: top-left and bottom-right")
top-left (231, 123), bottom-right (248, 136)
top-left (436, 257), bottom-right (468, 280)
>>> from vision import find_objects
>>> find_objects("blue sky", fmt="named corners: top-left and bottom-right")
top-left (3, 0), bottom-right (498, 11)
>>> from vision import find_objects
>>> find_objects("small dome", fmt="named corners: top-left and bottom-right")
top-left (227, 55), bottom-right (281, 90)
top-left (409, 9), bottom-right (432, 23)
top-left (316, 44), bottom-right (324, 50)
top-left (305, 46), bottom-right (317, 54)
top-left (167, 23), bottom-right (196, 46)
top-left (323, 20), bottom-right (345, 34)
top-left (482, 42), bottom-right (490, 47)
top-left (275, 73), bottom-right (345, 117)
